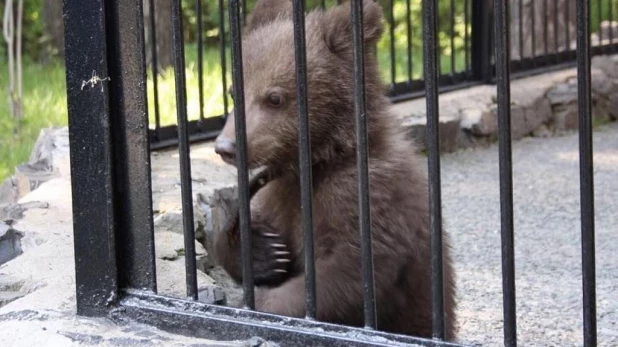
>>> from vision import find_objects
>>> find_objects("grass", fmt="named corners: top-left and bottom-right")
top-left (0, 36), bottom-right (466, 181)
top-left (0, 58), bottom-right (68, 180)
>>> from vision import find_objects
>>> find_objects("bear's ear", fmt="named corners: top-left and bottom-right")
top-left (244, 0), bottom-right (293, 33)
top-left (322, 1), bottom-right (384, 56)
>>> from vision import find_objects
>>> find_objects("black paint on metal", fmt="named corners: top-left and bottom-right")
top-left (105, 0), bottom-right (157, 293)
top-left (610, 0), bottom-right (615, 45)
top-left (471, 0), bottom-right (494, 82)
top-left (291, 0), bottom-right (317, 320)
top-left (565, 0), bottom-right (571, 52)
top-left (114, 290), bottom-right (471, 347)
top-left (464, 0), bottom-right (470, 74)
top-left (196, 0), bottom-right (205, 122)
top-left (450, 0), bottom-right (456, 76)
top-left (147, 0), bottom-right (161, 139)
top-left (171, 0), bottom-right (198, 300)
top-left (388, 0), bottom-right (396, 88)
top-left (422, 0), bottom-right (445, 340)
top-left (218, 0), bottom-right (230, 119)
top-left (406, 0), bottom-right (413, 84)
top-left (352, 0), bottom-right (377, 330)
top-left (229, 0), bottom-right (255, 309)
top-left (531, 0), bottom-right (536, 66)
top-left (63, 0), bottom-right (118, 317)
top-left (544, 0), bottom-right (549, 57)
top-left (493, 0), bottom-right (517, 346)
top-left (554, 0), bottom-right (559, 59)
top-left (575, 1), bottom-right (598, 346)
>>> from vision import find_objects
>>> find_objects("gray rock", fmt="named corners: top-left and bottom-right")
top-left (14, 163), bottom-right (59, 200)
top-left (0, 177), bottom-right (18, 206)
top-left (509, 105), bottom-right (530, 140)
top-left (546, 78), bottom-right (578, 106)
top-left (523, 97), bottom-right (552, 136)
top-left (532, 124), bottom-right (552, 138)
top-left (0, 201), bottom-right (49, 222)
top-left (551, 103), bottom-right (578, 131)
top-left (197, 286), bottom-right (226, 305)
top-left (590, 68), bottom-right (614, 96)
top-left (592, 54), bottom-right (618, 79)
top-left (403, 114), bottom-right (462, 153)
top-left (460, 108), bottom-right (497, 137)
top-left (154, 231), bottom-right (211, 273)
top-left (609, 93), bottom-right (618, 121)
top-left (599, 21), bottom-right (618, 44)
top-left (0, 222), bottom-right (24, 265)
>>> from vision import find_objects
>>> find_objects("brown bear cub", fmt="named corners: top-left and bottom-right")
top-left (212, 0), bottom-right (457, 340)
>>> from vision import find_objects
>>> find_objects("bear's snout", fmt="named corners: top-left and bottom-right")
top-left (214, 136), bottom-right (237, 165)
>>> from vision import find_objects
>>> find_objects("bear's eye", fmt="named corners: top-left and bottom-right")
top-left (267, 93), bottom-right (283, 107)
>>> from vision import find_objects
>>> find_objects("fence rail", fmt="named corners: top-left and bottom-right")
top-left (63, 0), bottom-right (603, 346)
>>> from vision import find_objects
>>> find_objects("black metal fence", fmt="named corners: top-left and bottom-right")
top-left (62, 0), bottom-right (601, 346)
top-left (143, 0), bottom-right (618, 149)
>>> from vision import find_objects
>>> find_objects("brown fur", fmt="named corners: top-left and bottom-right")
top-left (213, 0), bottom-right (457, 340)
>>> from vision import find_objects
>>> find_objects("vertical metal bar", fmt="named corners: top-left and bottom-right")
top-left (197, 0), bottom-right (205, 122)
top-left (321, 0), bottom-right (326, 9)
top-left (171, 0), bottom-right (198, 300)
top-left (291, 0), bottom-right (317, 320)
top-left (218, 0), bottom-right (229, 119)
top-left (389, 0), bottom-right (396, 87)
top-left (147, 0), bottom-right (161, 139)
top-left (566, 0), bottom-right (571, 51)
top-left (465, 0), bottom-right (470, 73)
top-left (598, 0), bottom-right (603, 43)
top-left (518, 0), bottom-right (523, 59)
top-left (471, 0), bottom-right (493, 82)
top-left (106, 0), bottom-right (157, 293)
top-left (544, 0), bottom-right (549, 56)
top-left (531, 0), bottom-right (536, 62)
top-left (609, 0), bottom-right (614, 44)
top-left (423, 0), bottom-right (445, 340)
top-left (494, 0), bottom-right (517, 346)
top-left (351, 0), bottom-right (377, 330)
top-left (63, 0), bottom-right (118, 317)
top-left (575, 1), bottom-right (598, 345)
top-left (450, 0), bottom-right (456, 74)
top-left (554, 0), bottom-right (559, 55)
top-left (229, 0), bottom-right (255, 309)
top-left (406, 0), bottom-right (413, 83)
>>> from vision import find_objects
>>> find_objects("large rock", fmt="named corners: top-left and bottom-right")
top-left (460, 108), bottom-right (497, 137)
top-left (0, 222), bottom-right (24, 266)
top-left (599, 21), bottom-right (618, 43)
top-left (546, 77), bottom-right (579, 131)
top-left (402, 114), bottom-right (462, 153)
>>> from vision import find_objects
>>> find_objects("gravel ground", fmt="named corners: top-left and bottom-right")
top-left (443, 123), bottom-right (618, 346)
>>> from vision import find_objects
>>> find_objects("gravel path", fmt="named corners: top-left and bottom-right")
top-left (443, 123), bottom-right (618, 346)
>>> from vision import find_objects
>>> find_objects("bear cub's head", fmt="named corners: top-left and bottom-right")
top-left (215, 0), bottom-right (386, 173)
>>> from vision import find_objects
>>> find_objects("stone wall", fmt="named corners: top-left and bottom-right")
top-left (391, 54), bottom-right (618, 153)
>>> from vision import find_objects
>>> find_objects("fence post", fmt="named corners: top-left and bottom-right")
top-left (63, 0), bottom-right (119, 316)
top-left (105, 0), bottom-right (158, 293)
top-left (63, 0), bottom-right (157, 316)
top-left (471, 0), bottom-right (494, 82)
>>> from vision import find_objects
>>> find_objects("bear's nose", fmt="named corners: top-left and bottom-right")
top-left (214, 137), bottom-right (236, 164)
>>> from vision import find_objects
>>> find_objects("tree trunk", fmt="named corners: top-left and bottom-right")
top-left (509, 0), bottom-right (577, 60)
top-left (143, 0), bottom-right (173, 73)
top-left (43, 0), bottom-right (64, 58)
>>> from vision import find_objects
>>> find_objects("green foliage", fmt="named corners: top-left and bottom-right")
top-left (590, 0), bottom-right (618, 32)
top-left (0, 0), bottom-right (57, 62)
top-left (0, 57), bottom-right (67, 180)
